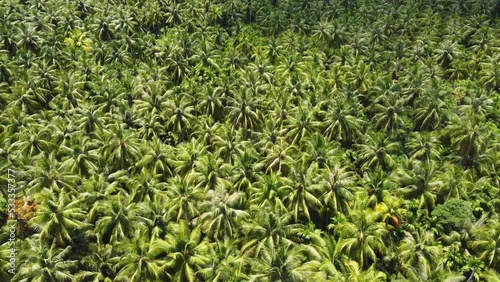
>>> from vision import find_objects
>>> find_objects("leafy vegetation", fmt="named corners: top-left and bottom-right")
top-left (432, 198), bottom-right (474, 231)
top-left (0, 0), bottom-right (499, 281)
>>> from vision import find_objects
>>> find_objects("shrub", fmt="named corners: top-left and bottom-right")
top-left (432, 198), bottom-right (474, 231)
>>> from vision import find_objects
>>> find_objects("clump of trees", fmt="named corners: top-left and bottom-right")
top-left (0, 0), bottom-right (499, 281)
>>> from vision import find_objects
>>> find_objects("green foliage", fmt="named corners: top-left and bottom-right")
top-left (0, 197), bottom-right (6, 226)
top-left (432, 199), bottom-right (474, 231)
top-left (0, 0), bottom-right (499, 280)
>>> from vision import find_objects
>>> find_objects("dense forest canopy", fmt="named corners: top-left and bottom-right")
top-left (0, 0), bottom-right (499, 281)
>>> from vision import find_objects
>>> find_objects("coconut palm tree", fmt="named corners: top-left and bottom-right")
top-left (13, 237), bottom-right (77, 281)
top-left (111, 230), bottom-right (167, 282)
top-left (29, 192), bottom-right (88, 246)
top-left (170, 138), bottom-right (207, 176)
top-left (133, 137), bottom-right (174, 179)
top-left (319, 104), bottom-right (364, 146)
top-left (396, 160), bottom-right (439, 212)
top-left (227, 90), bottom-right (263, 135)
top-left (407, 132), bottom-right (443, 163)
top-left (198, 238), bottom-right (250, 281)
top-left (284, 107), bottom-right (317, 147)
top-left (198, 188), bottom-right (249, 239)
top-left (434, 40), bottom-right (461, 70)
top-left (478, 55), bottom-right (500, 92)
top-left (247, 173), bottom-right (290, 212)
top-left (370, 92), bottom-right (407, 135)
top-left (166, 175), bottom-right (205, 223)
top-left (355, 134), bottom-right (401, 172)
top-left (412, 88), bottom-right (450, 131)
top-left (248, 242), bottom-right (312, 282)
top-left (469, 215), bottom-right (500, 270)
top-left (75, 243), bottom-right (115, 282)
top-left (284, 165), bottom-right (323, 223)
top-left (190, 153), bottom-right (232, 191)
top-left (397, 229), bottom-right (443, 281)
top-left (99, 125), bottom-right (142, 171)
top-left (230, 149), bottom-right (263, 192)
top-left (447, 115), bottom-right (488, 168)
top-left (9, 125), bottom-right (56, 157)
top-left (312, 163), bottom-right (357, 217)
top-left (241, 210), bottom-right (302, 259)
top-left (331, 209), bottom-right (387, 269)
top-left (89, 195), bottom-right (152, 245)
top-left (161, 220), bottom-right (212, 281)
top-left (164, 96), bottom-right (195, 143)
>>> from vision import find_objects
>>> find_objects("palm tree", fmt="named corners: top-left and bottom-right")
top-left (297, 234), bottom-right (346, 281)
top-left (361, 168), bottom-right (397, 208)
top-left (25, 153), bottom-right (79, 196)
top-left (469, 215), bottom-right (500, 270)
top-left (13, 237), bottom-right (77, 281)
top-left (312, 163), bottom-right (357, 217)
top-left (355, 134), bottom-right (401, 172)
top-left (75, 106), bottom-right (106, 136)
top-left (331, 209), bottom-right (387, 269)
top-left (248, 173), bottom-right (290, 212)
top-left (166, 53), bottom-right (189, 84)
top-left (347, 61), bottom-right (372, 93)
top-left (75, 243), bottom-right (115, 282)
top-left (230, 149), bottom-right (263, 192)
top-left (478, 55), bottom-right (500, 92)
top-left (407, 132), bottom-right (443, 163)
top-left (191, 153), bottom-right (232, 191)
top-left (161, 220), bottom-right (212, 282)
top-left (58, 137), bottom-right (99, 178)
top-left (197, 85), bottom-right (225, 120)
top-left (396, 160), bottom-right (439, 212)
top-left (89, 196), bottom-right (152, 245)
top-left (164, 96), bottom-right (195, 143)
top-left (198, 188), bottom-right (249, 239)
top-left (397, 229), bottom-right (443, 281)
top-left (240, 211), bottom-right (302, 260)
top-left (284, 165), bottom-right (323, 223)
top-left (133, 137), bottom-right (174, 179)
top-left (126, 172), bottom-right (168, 203)
top-left (456, 83), bottom-right (494, 118)
top-left (212, 124), bottom-right (244, 166)
top-left (227, 90), bottom-right (263, 135)
top-left (165, 3), bottom-right (184, 26)
top-left (319, 104), bottom-right (364, 146)
top-left (275, 55), bottom-right (307, 81)
top-left (0, 241), bottom-right (12, 281)
top-left (434, 40), bottom-right (461, 70)
top-left (111, 231), bottom-right (167, 282)
top-left (199, 239), bottom-right (250, 282)
top-left (170, 138), bottom-right (207, 177)
top-left (447, 115), bottom-right (488, 168)
top-left (370, 92), bottom-right (406, 135)
top-left (431, 163), bottom-right (469, 202)
top-left (342, 261), bottom-right (387, 282)
top-left (166, 175), bottom-right (205, 223)
top-left (189, 42), bottom-right (221, 71)
top-left (284, 107), bottom-right (317, 146)
top-left (99, 125), bottom-right (141, 171)
top-left (263, 139), bottom-right (296, 175)
top-left (29, 192), bottom-right (88, 246)
top-left (133, 81), bottom-right (168, 118)
top-left (249, 242), bottom-right (311, 282)
top-left (9, 125), bottom-right (56, 157)
top-left (412, 88), bottom-right (450, 131)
